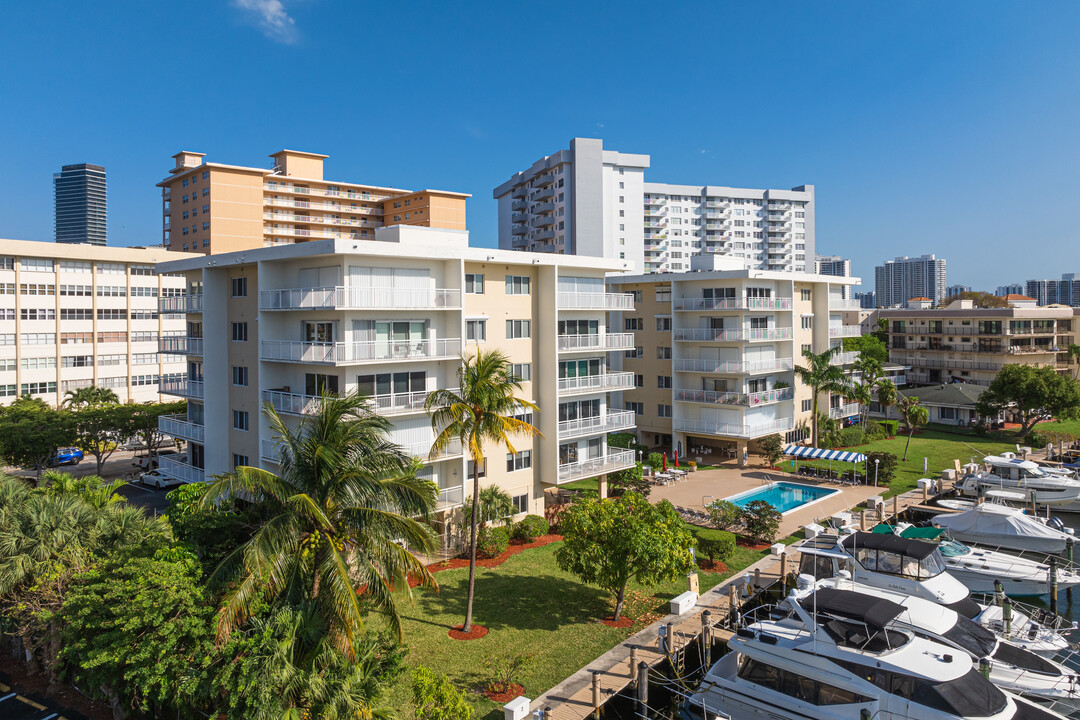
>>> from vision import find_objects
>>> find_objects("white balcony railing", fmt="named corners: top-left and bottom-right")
top-left (674, 387), bottom-right (794, 407)
top-left (828, 299), bottom-right (863, 311)
top-left (158, 455), bottom-right (204, 484)
top-left (159, 375), bottom-right (204, 399)
top-left (674, 417), bottom-right (794, 439)
top-left (673, 358), bottom-right (794, 375)
top-left (261, 388), bottom-right (457, 417)
top-left (158, 414), bottom-right (205, 443)
top-left (828, 326), bottom-right (863, 338)
top-left (829, 350), bottom-right (861, 365)
top-left (159, 294), bottom-right (203, 313)
top-left (159, 336), bottom-right (203, 356)
top-left (672, 297), bottom-right (794, 311)
top-left (556, 333), bottom-right (635, 352)
top-left (438, 485), bottom-right (465, 509)
top-left (557, 292), bottom-right (635, 311)
top-left (557, 372), bottom-right (636, 395)
top-left (557, 449), bottom-right (637, 484)
top-left (259, 286), bottom-right (461, 311)
top-left (259, 338), bottom-right (461, 364)
top-left (557, 410), bottom-right (636, 440)
top-left (829, 402), bottom-right (861, 419)
top-left (673, 327), bottom-right (794, 342)
top-left (399, 437), bottom-right (464, 462)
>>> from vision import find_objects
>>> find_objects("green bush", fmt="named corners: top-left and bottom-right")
top-left (609, 462), bottom-right (649, 498)
top-left (739, 500), bottom-right (781, 544)
top-left (705, 499), bottom-right (741, 531)
top-left (757, 434), bottom-right (784, 467)
top-left (693, 528), bottom-right (736, 564)
top-left (838, 426), bottom-right (866, 447)
top-left (511, 514), bottom-right (549, 542)
top-left (866, 451), bottom-right (898, 484)
top-left (864, 420), bottom-right (887, 441)
top-left (1025, 431), bottom-right (1047, 448)
top-left (413, 666), bottom-right (474, 720)
top-left (880, 420), bottom-right (899, 437)
top-left (607, 432), bottom-right (638, 449)
top-left (476, 525), bottom-right (510, 559)
top-left (647, 452), bottom-right (664, 471)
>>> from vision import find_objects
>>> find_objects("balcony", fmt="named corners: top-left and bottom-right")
top-left (829, 350), bottom-right (861, 365)
top-left (828, 299), bottom-right (862, 310)
top-left (673, 297), bottom-right (793, 311)
top-left (558, 410), bottom-right (636, 440)
top-left (557, 371), bottom-right (636, 395)
top-left (512, 212), bottom-right (528, 224)
top-left (532, 215), bottom-right (555, 228)
top-left (159, 294), bottom-right (203, 314)
top-left (531, 202), bottom-right (555, 214)
top-left (829, 402), bottom-right (861, 419)
top-left (263, 183), bottom-right (389, 202)
top-left (259, 286), bottom-right (461, 311)
top-left (534, 228), bottom-right (556, 241)
top-left (158, 455), bottom-right (204, 484)
top-left (556, 333), bottom-right (635, 352)
top-left (889, 374), bottom-right (907, 386)
top-left (673, 358), bottom-right (795, 375)
top-left (674, 387), bottom-right (794, 407)
top-left (438, 485), bottom-right (465, 509)
top-left (399, 437), bottom-right (464, 462)
top-left (158, 414), bottom-right (205, 443)
top-left (673, 327), bottom-right (794, 342)
top-left (511, 224), bottom-right (527, 236)
top-left (511, 199), bottom-right (526, 211)
top-left (511, 186), bottom-right (526, 199)
top-left (260, 338), bottom-right (462, 365)
top-left (557, 449), bottom-right (637, 485)
top-left (828, 326), bottom-right (863, 338)
top-left (533, 187), bottom-right (555, 202)
top-left (674, 417), bottom-right (794, 439)
top-left (160, 375), bottom-right (204, 399)
top-left (557, 292), bottom-right (635, 310)
top-left (262, 388), bottom-right (455, 417)
top-left (159, 336), bottom-right (203, 356)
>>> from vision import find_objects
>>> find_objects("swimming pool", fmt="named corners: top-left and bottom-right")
top-left (725, 481), bottom-right (841, 515)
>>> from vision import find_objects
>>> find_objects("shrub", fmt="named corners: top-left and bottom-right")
top-left (694, 528), bottom-right (736, 564)
top-left (511, 514), bottom-right (549, 542)
top-left (476, 525), bottom-right (510, 559)
top-left (609, 462), bottom-right (650, 498)
top-left (1025, 431), bottom-right (1047, 449)
top-left (705, 499), bottom-right (741, 531)
top-left (757, 434), bottom-right (784, 467)
top-left (865, 451), bottom-right (898, 485)
top-left (647, 452), bottom-right (664, 471)
top-left (739, 500), bottom-right (781, 544)
top-left (606, 432), bottom-right (638, 450)
top-left (482, 652), bottom-right (535, 696)
top-left (413, 667), bottom-right (473, 720)
top-left (864, 420), bottom-right (887, 442)
top-left (880, 420), bottom-right (899, 437)
top-left (838, 425), bottom-right (866, 448)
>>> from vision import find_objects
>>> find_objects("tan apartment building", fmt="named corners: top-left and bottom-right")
top-left (0, 238), bottom-right (187, 406)
top-left (154, 226), bottom-right (637, 547)
top-left (157, 149), bottom-right (469, 255)
top-left (880, 297), bottom-right (1077, 387)
top-left (607, 263), bottom-right (861, 464)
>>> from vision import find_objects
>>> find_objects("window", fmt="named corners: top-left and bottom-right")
top-left (130, 265), bottom-right (154, 276)
top-left (0, 384), bottom-right (15, 397)
top-left (511, 363), bottom-right (531, 382)
top-left (658, 376), bottom-right (672, 389)
top-left (97, 285), bottom-right (126, 296)
top-left (658, 404), bottom-right (673, 418)
top-left (0, 257), bottom-right (13, 270)
top-left (231, 277), bottom-right (247, 297)
top-left (21, 382), bottom-right (56, 395)
top-left (61, 332), bottom-right (92, 344)
top-left (802, 399), bottom-right (813, 412)
top-left (0, 309), bottom-right (11, 320)
top-left (512, 494), bottom-right (528, 514)
top-left (231, 322), bottom-right (248, 342)
top-left (656, 317), bottom-right (671, 332)
top-left (132, 353), bottom-right (158, 365)
top-left (629, 290), bottom-right (642, 302)
top-left (465, 273), bottom-right (484, 294)
top-left (96, 263), bottom-right (125, 275)
top-left (655, 288), bottom-right (671, 302)
top-left (626, 401), bottom-right (644, 415)
top-left (130, 310), bottom-right (158, 320)
top-left (130, 331), bottom-right (154, 342)
top-left (0, 283), bottom-right (13, 294)
top-left (130, 286), bottom-right (158, 297)
top-left (634, 374), bottom-right (644, 387)
top-left (20, 357), bottom-right (55, 370)
top-left (96, 354), bottom-right (124, 366)
top-left (232, 454), bottom-right (249, 469)
top-left (625, 318), bottom-right (643, 331)
top-left (20, 258), bottom-right (54, 272)
top-left (801, 289), bottom-right (812, 301)
top-left (802, 343), bottom-right (812, 354)
top-left (657, 346), bottom-right (672, 360)
top-left (507, 450), bottom-right (532, 472)
top-left (232, 366), bottom-right (248, 386)
top-left (0, 335), bottom-right (14, 346)
top-left (21, 333), bottom-right (55, 345)
top-left (506, 320), bottom-right (530, 339)
top-left (60, 260), bottom-right (92, 273)
top-left (625, 346), bottom-right (643, 359)
top-left (20, 308), bottom-right (55, 320)
top-left (20, 283), bottom-right (55, 295)
top-left (467, 458), bottom-right (487, 479)
top-left (801, 316), bottom-right (813, 329)
top-left (466, 319), bottom-right (486, 341)
top-left (505, 275), bottom-right (531, 295)
top-left (97, 309), bottom-right (127, 321)
top-left (232, 410), bottom-right (249, 431)
top-left (0, 359), bottom-right (12, 371)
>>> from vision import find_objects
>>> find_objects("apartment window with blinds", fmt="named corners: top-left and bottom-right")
top-left (465, 274), bottom-right (484, 294)
top-left (60, 261), bottom-right (91, 273)
top-left (467, 458), bottom-right (487, 479)
top-left (506, 450), bottom-right (532, 472)
top-left (657, 346), bottom-right (672, 360)
top-left (21, 357), bottom-right (55, 370)
top-left (130, 286), bottom-right (158, 297)
top-left (658, 404), bottom-right (673, 418)
top-left (97, 285), bottom-right (126, 297)
top-left (21, 333), bottom-right (55, 345)
top-left (231, 277), bottom-right (248, 297)
top-left (20, 258), bottom-right (54, 272)
top-left (232, 410), bottom-right (249, 431)
top-left (21, 308), bottom-right (55, 321)
top-left (626, 401), bottom-right (644, 415)
top-left (231, 322), bottom-right (248, 342)
top-left (96, 263), bottom-right (125, 275)
top-left (506, 320), bottom-right (530, 339)
top-left (656, 317), bottom-right (672, 332)
top-left (511, 363), bottom-right (531, 382)
top-left (505, 275), bottom-right (531, 295)
top-left (466, 320), bottom-right (486, 342)
top-left (655, 288), bottom-right (671, 302)
top-left (96, 355), bottom-right (124, 366)
top-left (62, 356), bottom-right (93, 368)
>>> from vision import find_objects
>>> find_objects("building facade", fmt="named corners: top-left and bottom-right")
top-left (855, 290), bottom-right (877, 309)
top-left (874, 254), bottom-right (947, 308)
top-left (54, 164), bottom-right (107, 246)
top-left (995, 283), bottom-right (1025, 297)
top-left (606, 268), bottom-right (860, 463)
top-left (154, 226), bottom-right (637, 544)
top-left (816, 255), bottom-right (853, 298)
top-left (946, 284), bottom-right (971, 298)
top-left (1024, 275), bottom-right (1080, 307)
top-left (880, 299), bottom-right (1076, 387)
top-left (493, 137), bottom-right (814, 275)
top-left (0, 238), bottom-right (187, 406)
top-left (158, 150), bottom-right (469, 255)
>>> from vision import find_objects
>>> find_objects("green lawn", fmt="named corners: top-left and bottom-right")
top-left (375, 539), bottom-right (767, 719)
top-left (776, 427), bottom-right (1018, 497)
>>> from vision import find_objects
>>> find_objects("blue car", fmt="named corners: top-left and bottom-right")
top-left (50, 447), bottom-right (84, 466)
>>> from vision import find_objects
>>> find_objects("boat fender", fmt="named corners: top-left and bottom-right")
top-left (943, 654), bottom-right (953, 663)
top-left (736, 628), bottom-right (755, 639)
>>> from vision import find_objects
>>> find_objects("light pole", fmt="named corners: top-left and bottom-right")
top-left (874, 458), bottom-right (880, 488)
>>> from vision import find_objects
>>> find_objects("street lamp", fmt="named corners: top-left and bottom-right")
top-left (874, 458), bottom-right (880, 488)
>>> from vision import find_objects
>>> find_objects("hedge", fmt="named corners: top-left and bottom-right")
top-left (693, 527), bottom-right (736, 564)
top-left (476, 526), bottom-right (510, 559)
top-left (511, 514), bottom-right (549, 542)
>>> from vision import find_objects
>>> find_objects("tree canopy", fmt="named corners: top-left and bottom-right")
top-left (842, 334), bottom-right (888, 364)
top-left (941, 291), bottom-right (1010, 309)
top-left (0, 402), bottom-right (77, 479)
top-left (976, 364), bottom-right (1080, 436)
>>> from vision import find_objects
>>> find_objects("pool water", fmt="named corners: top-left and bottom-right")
top-left (725, 481), bottom-right (840, 515)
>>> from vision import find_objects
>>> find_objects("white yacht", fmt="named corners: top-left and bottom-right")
top-left (931, 504), bottom-right (1076, 555)
top-left (687, 583), bottom-right (1069, 720)
top-left (955, 456), bottom-right (1080, 508)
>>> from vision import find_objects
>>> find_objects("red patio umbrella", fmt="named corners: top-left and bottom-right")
top-left (674, 450), bottom-right (679, 469)
top-left (662, 453), bottom-right (667, 471)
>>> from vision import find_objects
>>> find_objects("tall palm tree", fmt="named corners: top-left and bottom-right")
top-left (426, 349), bottom-right (541, 633)
top-left (62, 385), bottom-right (119, 408)
top-left (896, 394), bottom-right (930, 461)
top-left (202, 393), bottom-right (439, 656)
top-left (793, 347), bottom-right (852, 447)
top-left (876, 379), bottom-right (899, 425)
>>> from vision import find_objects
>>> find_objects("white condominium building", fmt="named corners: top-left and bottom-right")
top-left (493, 137), bottom-right (815, 275)
top-left (154, 226), bottom-right (637, 541)
top-left (0, 238), bottom-right (187, 406)
top-left (815, 255), bottom-right (854, 298)
top-left (874, 254), bottom-right (947, 308)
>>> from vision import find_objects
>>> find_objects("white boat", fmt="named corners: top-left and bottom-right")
top-left (687, 581), bottom-right (1070, 720)
top-left (955, 455), bottom-right (1080, 507)
top-left (931, 504), bottom-right (1076, 555)
top-left (791, 575), bottom-right (1080, 704)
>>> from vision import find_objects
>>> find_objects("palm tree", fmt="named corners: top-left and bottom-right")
top-left (62, 385), bottom-right (119, 408)
top-left (876, 379), bottom-right (898, 426)
top-left (201, 393), bottom-right (439, 656)
top-left (426, 349), bottom-right (541, 633)
top-left (1068, 343), bottom-right (1080, 380)
top-left (793, 347), bottom-right (852, 447)
top-left (896, 394), bottom-right (930, 461)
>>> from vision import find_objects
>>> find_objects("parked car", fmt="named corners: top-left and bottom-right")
top-left (134, 449), bottom-right (181, 470)
top-left (49, 447), bottom-right (83, 466)
top-left (139, 470), bottom-right (185, 489)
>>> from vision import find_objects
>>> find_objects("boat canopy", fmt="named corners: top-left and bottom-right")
top-left (841, 531), bottom-right (937, 560)
top-left (899, 526), bottom-right (946, 541)
top-left (931, 505), bottom-right (1068, 551)
top-left (783, 445), bottom-right (867, 463)
top-left (799, 588), bottom-right (905, 632)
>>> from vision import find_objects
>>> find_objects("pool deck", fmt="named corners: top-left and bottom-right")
top-left (649, 462), bottom-right (885, 537)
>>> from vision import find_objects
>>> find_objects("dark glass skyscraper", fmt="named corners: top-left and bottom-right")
top-left (54, 163), bottom-right (107, 245)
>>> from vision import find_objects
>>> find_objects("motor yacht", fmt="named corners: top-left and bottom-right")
top-left (955, 456), bottom-right (1080, 508)
top-left (931, 504), bottom-right (1076, 555)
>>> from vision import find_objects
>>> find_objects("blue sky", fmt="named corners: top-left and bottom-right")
top-left (1, 1), bottom-right (1078, 288)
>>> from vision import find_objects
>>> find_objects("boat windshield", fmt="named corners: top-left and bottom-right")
top-left (938, 538), bottom-right (970, 558)
top-left (1018, 466), bottom-right (1050, 479)
top-left (831, 661), bottom-right (1007, 718)
top-left (852, 545), bottom-right (946, 579)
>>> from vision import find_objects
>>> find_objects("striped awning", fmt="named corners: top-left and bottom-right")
top-left (783, 444), bottom-right (867, 463)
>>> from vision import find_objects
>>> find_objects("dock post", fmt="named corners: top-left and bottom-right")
top-left (779, 552), bottom-right (787, 593)
top-left (728, 583), bottom-right (738, 628)
top-left (1003, 597), bottom-right (1013, 635)
top-left (892, 494), bottom-right (898, 521)
top-left (922, 482), bottom-right (929, 502)
top-left (592, 670), bottom-right (601, 715)
top-left (993, 579), bottom-right (1004, 606)
top-left (859, 511), bottom-right (866, 531)
top-left (753, 567), bottom-right (761, 589)
top-left (666, 622), bottom-right (674, 655)
top-left (636, 661), bottom-right (649, 708)
top-left (1068, 539), bottom-right (1074, 603)
top-left (1050, 556), bottom-right (1059, 616)
top-left (629, 647), bottom-right (638, 679)
top-left (702, 610), bottom-right (712, 667)
top-left (979, 658), bottom-right (991, 679)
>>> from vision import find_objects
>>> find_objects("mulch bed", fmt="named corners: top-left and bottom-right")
top-left (735, 537), bottom-right (771, 550)
top-left (449, 623), bottom-right (489, 641)
top-left (483, 682), bottom-right (525, 702)
top-left (0, 656), bottom-right (110, 720)
top-left (696, 558), bottom-right (729, 573)
top-left (407, 534), bottom-right (564, 587)
top-left (599, 615), bottom-right (634, 628)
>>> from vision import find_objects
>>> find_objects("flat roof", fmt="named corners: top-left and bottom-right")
top-left (609, 268), bottom-right (861, 286)
top-left (270, 149), bottom-right (330, 159)
top-left (0, 238), bottom-right (188, 263)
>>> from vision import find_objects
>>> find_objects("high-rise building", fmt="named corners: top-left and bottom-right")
top-left (995, 283), bottom-right (1024, 297)
top-left (874, 254), bottom-right (947, 308)
top-left (153, 226), bottom-right (636, 546)
top-left (54, 164), bottom-right (107, 246)
top-left (1024, 274), bottom-right (1080, 306)
top-left (815, 255), bottom-right (853, 298)
top-left (855, 291), bottom-right (877, 309)
top-left (493, 138), bottom-right (814, 274)
top-left (946, 284), bottom-right (971, 298)
top-left (158, 150), bottom-right (469, 255)
top-left (0, 238), bottom-right (187, 406)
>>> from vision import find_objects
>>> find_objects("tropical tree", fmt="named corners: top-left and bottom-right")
top-left (426, 349), bottom-right (541, 634)
top-left (73, 402), bottom-right (133, 474)
top-left (0, 402), bottom-right (77, 481)
top-left (871, 317), bottom-right (889, 347)
top-left (1068, 343), bottom-right (1080, 380)
top-left (201, 393), bottom-right (439, 655)
top-left (40, 470), bottom-right (127, 509)
top-left (793, 346), bottom-right (851, 447)
top-left (63, 385), bottom-right (119, 408)
top-left (126, 400), bottom-right (187, 460)
top-left (975, 364), bottom-right (1080, 436)
top-left (896, 395), bottom-right (930, 461)
top-left (876, 378), bottom-right (898, 422)
top-left (842, 334), bottom-right (888, 364)
top-left (464, 485), bottom-right (516, 529)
